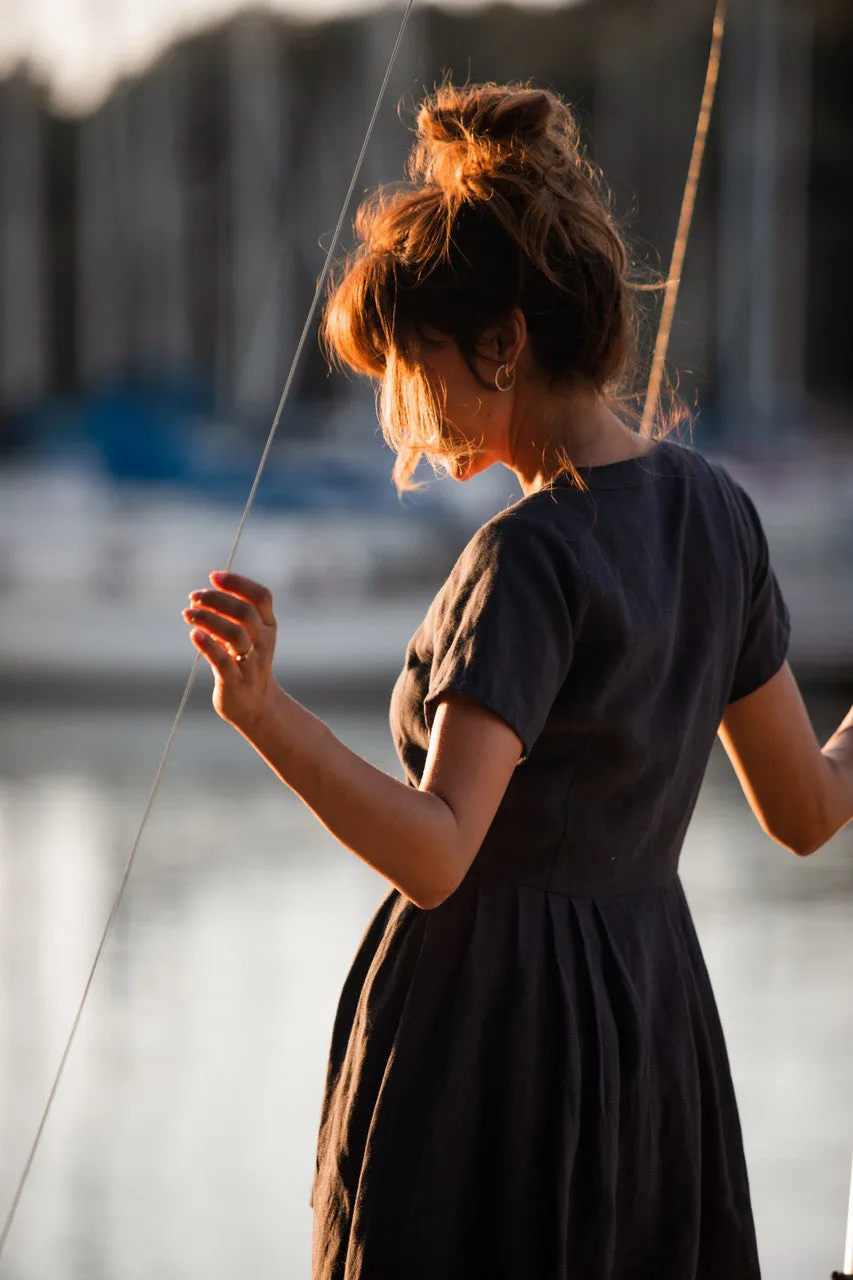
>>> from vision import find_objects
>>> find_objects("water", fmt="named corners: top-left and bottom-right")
top-left (0, 692), bottom-right (851, 1279)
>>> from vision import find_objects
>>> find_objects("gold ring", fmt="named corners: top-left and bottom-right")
top-left (235, 641), bottom-right (256, 664)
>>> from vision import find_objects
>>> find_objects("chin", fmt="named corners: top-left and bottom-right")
top-left (450, 451), bottom-right (491, 482)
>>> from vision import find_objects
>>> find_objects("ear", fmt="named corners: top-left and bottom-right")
top-left (476, 309), bottom-right (528, 372)
top-left (497, 309), bottom-right (527, 366)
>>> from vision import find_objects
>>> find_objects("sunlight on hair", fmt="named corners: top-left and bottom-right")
top-left (322, 79), bottom-right (691, 497)
top-left (378, 350), bottom-right (484, 494)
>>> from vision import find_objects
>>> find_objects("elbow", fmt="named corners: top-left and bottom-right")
top-left (414, 860), bottom-right (470, 911)
top-left (791, 825), bottom-right (832, 857)
top-left (410, 891), bottom-right (448, 912)
top-left (789, 804), bottom-right (838, 857)
top-left (408, 795), bottom-right (472, 910)
top-left (762, 788), bottom-right (837, 859)
top-left (765, 819), bottom-right (826, 858)
top-left (408, 879), bottom-right (447, 911)
top-left (427, 843), bottom-right (476, 908)
top-left (787, 758), bottom-right (853, 856)
top-left (415, 892), bottom-right (445, 912)
top-left (417, 873), bottom-right (464, 911)
top-left (401, 864), bottom-right (461, 912)
top-left (789, 837), bottom-right (820, 858)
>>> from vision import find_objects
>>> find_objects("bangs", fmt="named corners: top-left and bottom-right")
top-left (321, 249), bottom-right (418, 380)
top-left (321, 186), bottom-right (454, 380)
top-left (322, 252), bottom-right (483, 493)
top-left (323, 253), bottom-right (452, 493)
top-left (321, 186), bottom-right (478, 494)
top-left (379, 348), bottom-right (485, 494)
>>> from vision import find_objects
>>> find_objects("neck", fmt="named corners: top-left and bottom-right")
top-left (505, 383), bottom-right (650, 497)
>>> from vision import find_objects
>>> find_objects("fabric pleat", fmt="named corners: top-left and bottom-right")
top-left (311, 872), bottom-right (761, 1280)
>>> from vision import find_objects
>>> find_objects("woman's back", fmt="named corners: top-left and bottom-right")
top-left (311, 76), bottom-right (851, 1280)
top-left (392, 435), bottom-right (790, 899)
top-left (312, 439), bottom-right (782, 1278)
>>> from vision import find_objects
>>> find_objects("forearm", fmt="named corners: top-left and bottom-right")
top-left (238, 683), bottom-right (462, 909)
top-left (820, 702), bottom-right (853, 846)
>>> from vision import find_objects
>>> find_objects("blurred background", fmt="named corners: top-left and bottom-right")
top-left (0, 0), bottom-right (851, 1275)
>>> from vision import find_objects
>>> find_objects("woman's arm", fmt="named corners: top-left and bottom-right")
top-left (183, 570), bottom-right (523, 910)
top-left (718, 661), bottom-right (853, 856)
top-left (243, 687), bottom-right (522, 910)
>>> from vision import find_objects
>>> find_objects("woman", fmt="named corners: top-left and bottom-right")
top-left (181, 84), bottom-right (853, 1278)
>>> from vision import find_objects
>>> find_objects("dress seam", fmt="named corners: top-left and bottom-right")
top-left (468, 866), bottom-right (678, 902)
top-left (545, 725), bottom-right (596, 893)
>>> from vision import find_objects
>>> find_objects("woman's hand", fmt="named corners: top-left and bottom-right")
top-left (181, 570), bottom-right (280, 737)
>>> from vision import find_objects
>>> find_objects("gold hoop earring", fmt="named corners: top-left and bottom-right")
top-left (495, 363), bottom-right (515, 392)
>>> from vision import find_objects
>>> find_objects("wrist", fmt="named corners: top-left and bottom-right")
top-left (239, 679), bottom-right (290, 746)
top-left (237, 681), bottom-right (333, 794)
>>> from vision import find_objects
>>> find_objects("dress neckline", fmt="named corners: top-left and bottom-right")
top-left (548, 435), bottom-right (684, 491)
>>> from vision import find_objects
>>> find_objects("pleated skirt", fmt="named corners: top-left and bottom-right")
top-left (310, 869), bottom-right (761, 1280)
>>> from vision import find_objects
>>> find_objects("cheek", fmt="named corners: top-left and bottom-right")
top-left (420, 354), bottom-right (481, 421)
top-left (439, 374), bottom-right (489, 427)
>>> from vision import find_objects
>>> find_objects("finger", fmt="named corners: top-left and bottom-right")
top-left (187, 590), bottom-right (262, 632)
top-left (189, 627), bottom-right (238, 675)
top-left (209, 571), bottom-right (275, 625)
top-left (183, 607), bottom-right (249, 656)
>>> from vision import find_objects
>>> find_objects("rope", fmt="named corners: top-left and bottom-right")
top-left (0, 1), bottom-right (417, 1260)
top-left (640, 0), bottom-right (727, 436)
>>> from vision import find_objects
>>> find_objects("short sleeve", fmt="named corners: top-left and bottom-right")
top-left (423, 515), bottom-right (577, 762)
top-left (727, 480), bottom-right (792, 703)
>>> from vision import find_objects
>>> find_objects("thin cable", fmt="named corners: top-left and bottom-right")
top-left (0, 1), bottom-right (417, 1261)
top-left (640, 0), bottom-right (727, 436)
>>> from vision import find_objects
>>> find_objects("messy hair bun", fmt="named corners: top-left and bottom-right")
top-left (412, 85), bottom-right (554, 194)
top-left (322, 81), bottom-right (652, 495)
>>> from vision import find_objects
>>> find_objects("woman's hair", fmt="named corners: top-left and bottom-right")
top-left (321, 80), bottom-right (671, 496)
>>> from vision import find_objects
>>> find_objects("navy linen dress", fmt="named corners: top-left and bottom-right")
top-left (310, 436), bottom-right (790, 1280)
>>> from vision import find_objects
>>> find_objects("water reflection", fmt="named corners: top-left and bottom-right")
top-left (0, 694), bottom-right (851, 1278)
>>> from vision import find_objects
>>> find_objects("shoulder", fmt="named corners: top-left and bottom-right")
top-left (474, 501), bottom-right (571, 552)
top-left (460, 503), bottom-right (582, 582)
top-left (643, 436), bottom-right (767, 550)
top-left (436, 504), bottom-right (587, 625)
top-left (679, 445), bottom-right (770, 555)
top-left (665, 436), bottom-right (752, 506)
